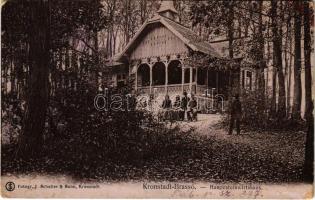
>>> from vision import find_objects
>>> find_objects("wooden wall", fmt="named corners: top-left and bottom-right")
top-left (130, 24), bottom-right (188, 60)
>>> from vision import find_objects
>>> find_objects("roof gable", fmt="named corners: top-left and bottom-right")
top-left (129, 23), bottom-right (188, 60)
top-left (117, 15), bottom-right (221, 61)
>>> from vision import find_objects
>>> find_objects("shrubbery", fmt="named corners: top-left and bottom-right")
top-left (1, 81), bottom-right (197, 179)
top-left (1, 105), bottom-right (196, 179)
top-left (219, 89), bottom-right (305, 131)
top-left (1, 83), bottom-right (306, 182)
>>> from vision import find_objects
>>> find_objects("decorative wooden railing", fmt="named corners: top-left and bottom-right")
top-left (137, 84), bottom-right (228, 113)
top-left (196, 95), bottom-right (227, 113)
top-left (196, 85), bottom-right (207, 95)
top-left (167, 84), bottom-right (185, 94)
top-left (138, 86), bottom-right (151, 94)
top-left (138, 83), bottom-right (208, 95)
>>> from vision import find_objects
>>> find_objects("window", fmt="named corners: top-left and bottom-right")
top-left (117, 73), bottom-right (127, 81)
top-left (117, 81), bottom-right (125, 88)
top-left (241, 70), bottom-right (245, 88)
top-left (246, 71), bottom-right (252, 90)
top-left (116, 73), bottom-right (127, 87)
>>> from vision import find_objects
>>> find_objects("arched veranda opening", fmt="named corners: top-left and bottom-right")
top-left (168, 60), bottom-right (182, 84)
top-left (152, 62), bottom-right (165, 86)
top-left (137, 64), bottom-right (150, 86)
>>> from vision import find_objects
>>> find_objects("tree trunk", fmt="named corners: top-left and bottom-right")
top-left (304, 0), bottom-right (312, 119)
top-left (10, 60), bottom-right (15, 94)
top-left (227, 2), bottom-right (234, 59)
top-left (292, 1), bottom-right (302, 120)
top-left (94, 29), bottom-right (99, 88)
top-left (257, 1), bottom-right (265, 93)
top-left (140, 0), bottom-right (147, 24)
top-left (303, 101), bottom-right (314, 182)
top-left (302, 0), bottom-right (313, 183)
top-left (303, 102), bottom-right (314, 183)
top-left (285, 6), bottom-right (293, 117)
top-left (3, 64), bottom-right (8, 96)
top-left (271, 66), bottom-right (277, 116)
top-left (271, 0), bottom-right (286, 118)
top-left (270, 1), bottom-right (277, 116)
top-left (18, 0), bottom-right (50, 158)
top-left (227, 2), bottom-right (234, 95)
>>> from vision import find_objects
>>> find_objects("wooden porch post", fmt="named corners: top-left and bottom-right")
top-left (240, 68), bottom-right (243, 89)
top-left (165, 62), bottom-right (168, 94)
top-left (149, 64), bottom-right (153, 94)
top-left (195, 67), bottom-right (198, 83)
top-left (181, 67), bottom-right (185, 93)
top-left (189, 66), bottom-right (193, 94)
top-left (135, 65), bottom-right (138, 91)
top-left (206, 68), bottom-right (209, 89)
top-left (216, 71), bottom-right (219, 93)
top-left (195, 67), bottom-right (198, 94)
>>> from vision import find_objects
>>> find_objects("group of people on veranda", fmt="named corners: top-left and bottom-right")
top-left (160, 91), bottom-right (198, 122)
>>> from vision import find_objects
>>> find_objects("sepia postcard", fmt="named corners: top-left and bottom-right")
top-left (1, 0), bottom-right (314, 198)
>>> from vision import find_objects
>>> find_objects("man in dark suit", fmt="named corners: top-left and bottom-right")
top-left (173, 95), bottom-right (182, 121)
top-left (162, 94), bottom-right (172, 121)
top-left (229, 93), bottom-right (242, 135)
top-left (181, 91), bottom-right (190, 121)
top-left (188, 94), bottom-right (198, 121)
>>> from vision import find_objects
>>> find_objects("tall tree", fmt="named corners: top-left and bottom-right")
top-left (302, 0), bottom-right (313, 183)
top-left (120, 0), bottom-right (138, 46)
top-left (256, 1), bottom-right (265, 93)
top-left (226, 1), bottom-right (234, 59)
top-left (283, 1), bottom-right (293, 116)
top-left (304, 0), bottom-right (313, 119)
top-left (18, 0), bottom-right (50, 157)
top-left (271, 0), bottom-right (286, 118)
top-left (292, 1), bottom-right (302, 120)
top-left (139, 0), bottom-right (148, 24)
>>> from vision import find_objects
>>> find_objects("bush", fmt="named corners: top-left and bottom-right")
top-left (219, 89), bottom-right (305, 131)
top-left (1, 103), bottom-right (195, 180)
top-left (1, 80), bottom-right (197, 179)
top-left (240, 89), bottom-right (269, 129)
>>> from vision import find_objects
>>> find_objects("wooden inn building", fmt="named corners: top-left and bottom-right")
top-left (107, 0), bottom-right (258, 110)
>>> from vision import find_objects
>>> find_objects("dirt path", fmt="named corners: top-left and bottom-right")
top-left (175, 114), bottom-right (221, 133)
top-left (176, 114), bottom-right (306, 169)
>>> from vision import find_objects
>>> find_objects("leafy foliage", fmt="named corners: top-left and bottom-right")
top-left (1, 0), bottom-right (311, 184)
top-left (2, 117), bottom-right (306, 182)
top-left (219, 89), bottom-right (306, 131)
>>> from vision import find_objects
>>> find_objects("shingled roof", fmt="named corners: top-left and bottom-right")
top-left (117, 15), bottom-right (221, 60)
top-left (162, 17), bottom-right (221, 57)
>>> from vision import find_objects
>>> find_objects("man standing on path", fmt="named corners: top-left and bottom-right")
top-left (228, 93), bottom-right (242, 135)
